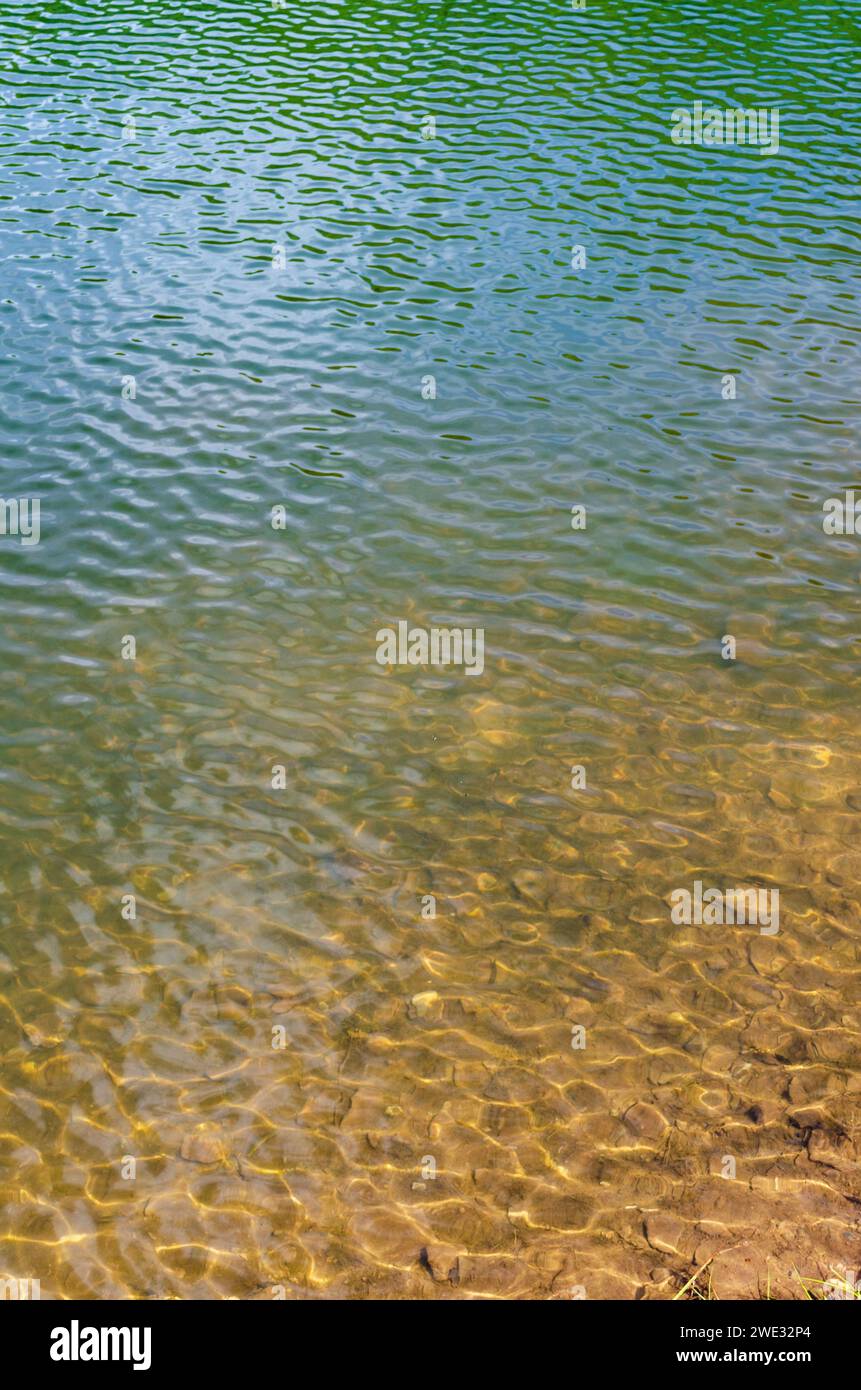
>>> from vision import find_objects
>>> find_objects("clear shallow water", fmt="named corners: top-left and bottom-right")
top-left (0, 0), bottom-right (860, 1299)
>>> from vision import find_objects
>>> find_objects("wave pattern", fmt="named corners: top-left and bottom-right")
top-left (0, 0), bottom-right (859, 1298)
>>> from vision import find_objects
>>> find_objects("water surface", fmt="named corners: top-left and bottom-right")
top-left (0, 0), bottom-right (860, 1299)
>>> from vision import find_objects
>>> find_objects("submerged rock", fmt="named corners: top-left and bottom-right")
top-left (180, 1128), bottom-right (225, 1165)
top-left (644, 1213), bottom-right (689, 1256)
top-left (623, 1101), bottom-right (668, 1140)
top-left (708, 1242), bottom-right (764, 1300)
top-left (807, 1126), bottom-right (858, 1173)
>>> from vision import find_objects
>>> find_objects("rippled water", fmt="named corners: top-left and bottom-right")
top-left (0, 0), bottom-right (859, 1300)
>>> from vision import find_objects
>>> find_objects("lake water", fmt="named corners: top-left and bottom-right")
top-left (0, 0), bottom-right (859, 1300)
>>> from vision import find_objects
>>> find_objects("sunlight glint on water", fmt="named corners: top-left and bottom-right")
top-left (0, 0), bottom-right (859, 1300)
